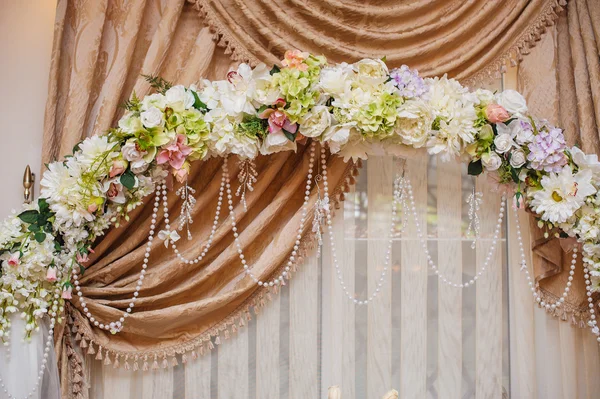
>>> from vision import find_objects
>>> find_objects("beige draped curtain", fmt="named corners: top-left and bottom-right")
top-left (40, 0), bottom-right (595, 398)
top-left (189, 0), bottom-right (567, 83)
top-left (518, 0), bottom-right (600, 325)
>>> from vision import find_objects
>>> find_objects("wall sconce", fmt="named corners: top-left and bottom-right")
top-left (23, 165), bottom-right (35, 204)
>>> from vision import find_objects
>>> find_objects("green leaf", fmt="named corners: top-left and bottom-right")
top-left (38, 198), bottom-right (49, 212)
top-left (380, 55), bottom-right (387, 63)
top-left (54, 240), bottom-right (62, 252)
top-left (269, 65), bottom-right (281, 75)
top-left (257, 105), bottom-right (268, 115)
top-left (510, 167), bottom-right (520, 183)
top-left (282, 129), bottom-right (297, 142)
top-left (467, 160), bottom-right (483, 176)
top-left (27, 224), bottom-right (40, 232)
top-left (79, 264), bottom-right (86, 276)
top-left (191, 90), bottom-right (208, 111)
top-left (34, 231), bottom-right (46, 243)
top-left (120, 169), bottom-right (136, 190)
top-left (18, 210), bottom-right (39, 224)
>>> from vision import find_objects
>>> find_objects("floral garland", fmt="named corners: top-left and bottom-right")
top-left (1, 50), bottom-right (599, 340)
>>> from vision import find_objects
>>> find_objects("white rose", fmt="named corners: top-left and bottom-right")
top-left (481, 151), bottom-right (503, 171)
top-left (299, 106), bottom-right (332, 138)
top-left (510, 149), bottom-right (527, 168)
top-left (121, 141), bottom-right (143, 162)
top-left (118, 112), bottom-right (143, 134)
top-left (259, 131), bottom-right (297, 155)
top-left (165, 85), bottom-right (195, 110)
top-left (496, 89), bottom-right (528, 115)
top-left (140, 106), bottom-right (164, 128)
top-left (130, 159), bottom-right (149, 174)
top-left (493, 133), bottom-right (514, 154)
top-left (141, 93), bottom-right (166, 111)
top-left (395, 99), bottom-right (433, 148)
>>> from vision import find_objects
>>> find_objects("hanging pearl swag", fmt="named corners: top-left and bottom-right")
top-left (63, 144), bottom-right (599, 380)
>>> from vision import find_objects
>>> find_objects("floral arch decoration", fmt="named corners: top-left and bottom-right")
top-left (1, 50), bottom-right (600, 361)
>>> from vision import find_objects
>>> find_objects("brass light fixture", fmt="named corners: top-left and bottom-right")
top-left (23, 165), bottom-right (35, 204)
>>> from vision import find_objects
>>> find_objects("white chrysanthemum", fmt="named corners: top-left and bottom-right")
top-left (40, 162), bottom-right (78, 203)
top-left (394, 98), bottom-right (433, 148)
top-left (425, 76), bottom-right (478, 160)
top-left (75, 135), bottom-right (119, 170)
top-left (529, 167), bottom-right (597, 224)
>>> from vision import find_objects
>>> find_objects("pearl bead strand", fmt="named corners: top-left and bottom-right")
top-left (320, 148), bottom-right (405, 305)
top-left (167, 165), bottom-right (226, 264)
top-left (0, 288), bottom-right (60, 399)
top-left (227, 142), bottom-right (317, 287)
top-left (71, 182), bottom-right (164, 333)
top-left (582, 260), bottom-right (600, 343)
top-left (404, 179), bottom-right (506, 289)
top-left (512, 205), bottom-right (577, 312)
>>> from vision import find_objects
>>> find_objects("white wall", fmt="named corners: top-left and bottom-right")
top-left (0, 0), bottom-right (57, 214)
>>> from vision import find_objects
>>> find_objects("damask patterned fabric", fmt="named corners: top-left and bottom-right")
top-left (519, 0), bottom-right (600, 325)
top-left (188, 0), bottom-right (566, 84)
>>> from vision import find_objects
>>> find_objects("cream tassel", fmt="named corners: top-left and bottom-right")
top-left (328, 386), bottom-right (341, 399)
top-left (381, 389), bottom-right (399, 399)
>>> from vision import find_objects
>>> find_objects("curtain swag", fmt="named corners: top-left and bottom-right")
top-left (188, 0), bottom-right (567, 85)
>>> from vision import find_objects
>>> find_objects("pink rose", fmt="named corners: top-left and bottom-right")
top-left (46, 266), bottom-right (57, 282)
top-left (485, 104), bottom-right (510, 123)
top-left (109, 159), bottom-right (128, 178)
top-left (7, 252), bottom-right (19, 267)
top-left (513, 194), bottom-right (525, 209)
top-left (62, 286), bottom-right (72, 300)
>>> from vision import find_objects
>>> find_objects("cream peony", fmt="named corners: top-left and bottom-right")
top-left (165, 85), bottom-right (195, 111)
top-left (260, 131), bottom-right (297, 155)
top-left (395, 98), bottom-right (433, 148)
top-left (299, 105), bottom-right (332, 138)
top-left (141, 93), bottom-right (167, 111)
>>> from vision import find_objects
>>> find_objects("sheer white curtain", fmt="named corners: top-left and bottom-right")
top-left (85, 75), bottom-right (600, 399)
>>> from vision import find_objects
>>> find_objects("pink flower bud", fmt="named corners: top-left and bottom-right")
top-left (7, 252), bottom-right (19, 267)
top-left (62, 286), bottom-right (72, 300)
top-left (485, 104), bottom-right (510, 123)
top-left (46, 266), bottom-right (57, 282)
top-left (109, 159), bottom-right (127, 178)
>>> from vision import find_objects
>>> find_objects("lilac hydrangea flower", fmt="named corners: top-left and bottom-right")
top-left (389, 65), bottom-right (428, 99)
top-left (527, 127), bottom-right (568, 172)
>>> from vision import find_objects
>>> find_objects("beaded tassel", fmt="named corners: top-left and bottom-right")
top-left (466, 186), bottom-right (483, 249)
top-left (236, 159), bottom-right (258, 212)
top-left (176, 181), bottom-right (196, 240)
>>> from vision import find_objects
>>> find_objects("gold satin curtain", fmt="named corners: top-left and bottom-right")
top-left (40, 0), bottom-right (585, 397)
top-left (519, 0), bottom-right (600, 325)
